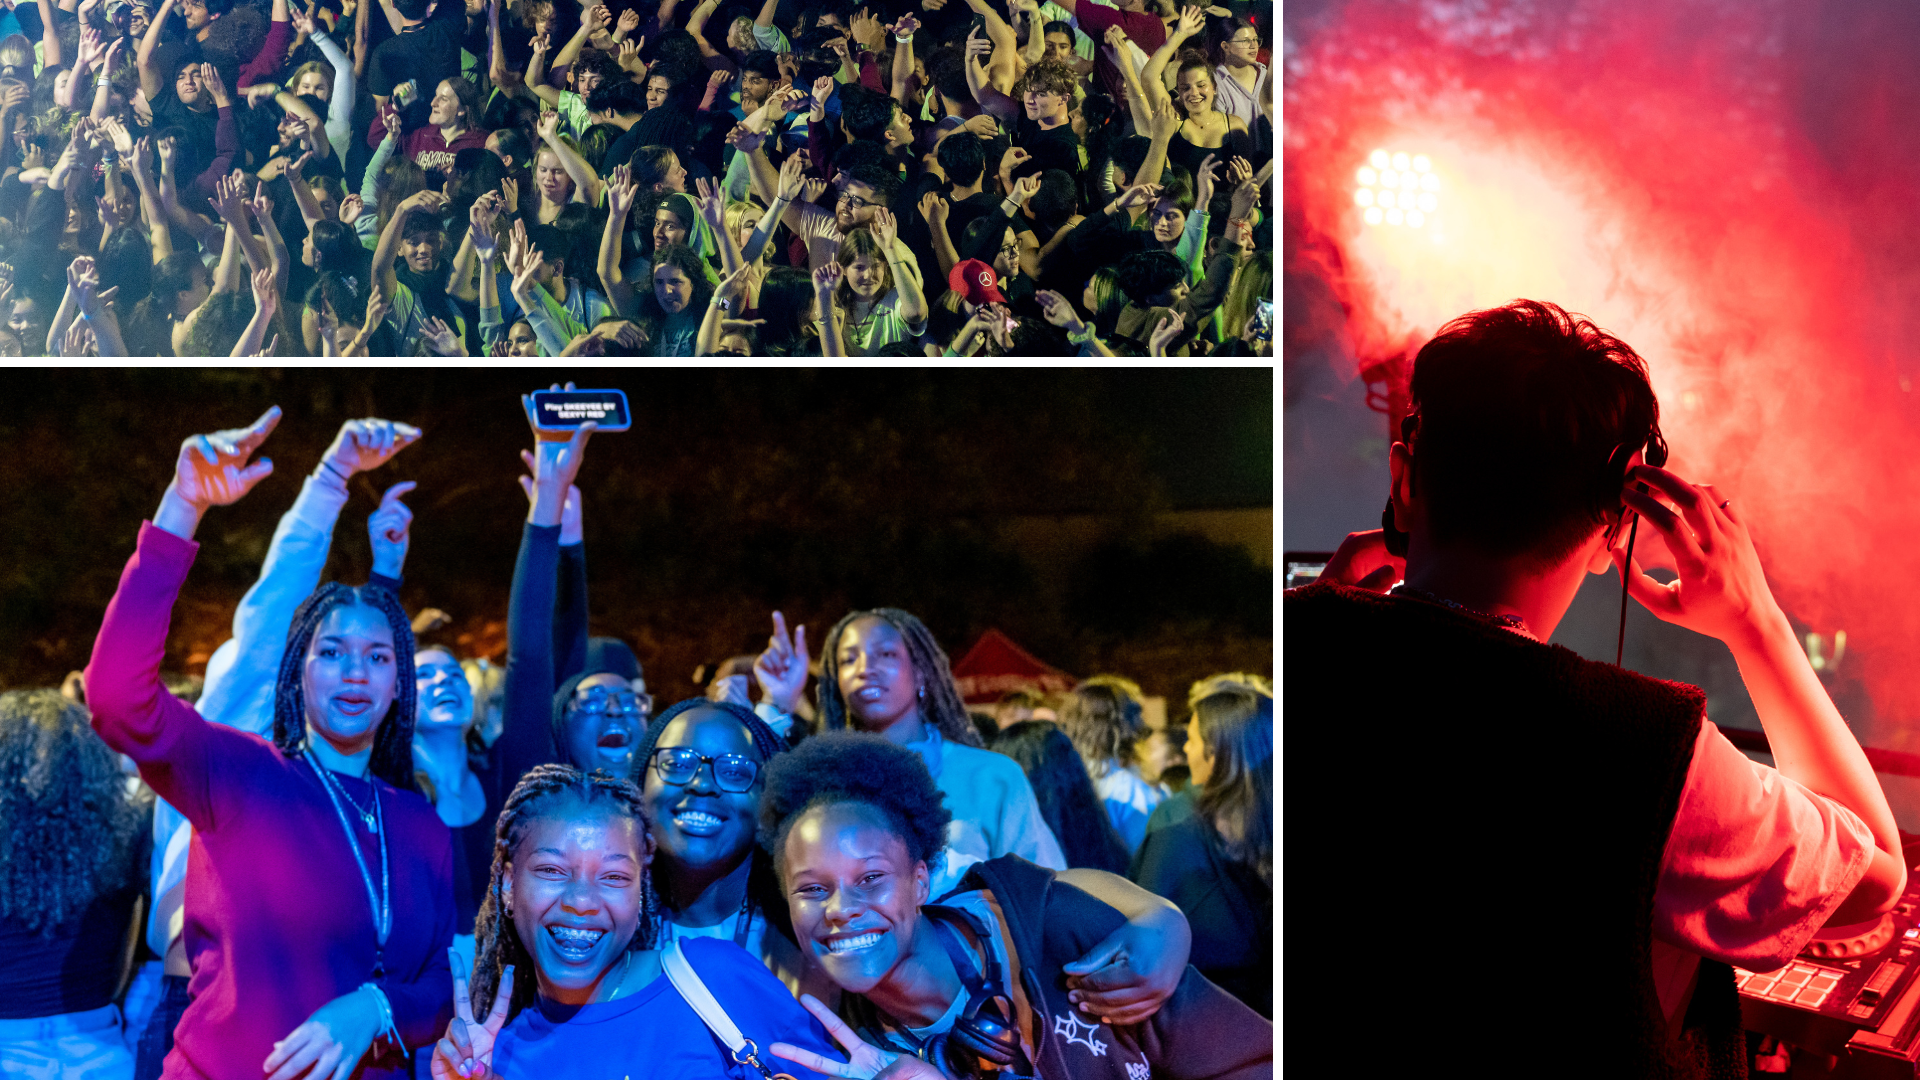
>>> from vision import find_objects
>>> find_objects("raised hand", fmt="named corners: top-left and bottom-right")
top-left (615, 7), bottom-right (638, 33)
top-left (249, 181), bottom-right (275, 223)
top-left (510, 242), bottom-right (545, 301)
top-left (199, 62), bottom-right (229, 107)
top-left (400, 189), bottom-right (451, 215)
top-left (891, 12), bottom-right (919, 37)
top-left (869, 206), bottom-right (897, 247)
top-left (752, 611), bottom-right (810, 713)
top-left (101, 116), bottom-right (134, 155)
top-left (394, 78), bottom-right (419, 108)
top-left (693, 175), bottom-right (725, 231)
top-left (917, 190), bottom-right (948, 228)
top-left (775, 151), bottom-right (808, 202)
top-left (167, 407), bottom-right (283, 513)
top-left (801, 176), bottom-right (828, 203)
top-left (1193, 152), bottom-right (1219, 208)
top-left (339, 193), bottom-right (365, 223)
top-left (1172, 3), bottom-right (1203, 39)
top-left (1008, 172), bottom-right (1041, 205)
top-left (1615, 465), bottom-right (1784, 646)
top-left (419, 315), bottom-right (462, 356)
top-left (319, 418), bottom-right (424, 479)
top-left (964, 25), bottom-right (992, 61)
top-left (707, 68), bottom-right (732, 94)
top-left (1148, 309), bottom-right (1185, 356)
top-left (810, 74), bottom-right (834, 110)
top-left (367, 481), bottom-right (417, 577)
top-left (381, 107), bottom-right (402, 141)
top-left (1035, 289), bottom-right (1085, 334)
top-left (584, 3), bottom-right (611, 31)
top-left (1114, 182), bottom-right (1162, 211)
top-left (605, 164), bottom-right (636, 217)
top-left (499, 175), bottom-right (519, 212)
top-left (536, 110), bottom-right (559, 143)
top-left (61, 321), bottom-right (94, 357)
top-left (518, 381), bottom-right (596, 524)
top-left (290, 1), bottom-right (317, 34)
top-left (725, 122), bottom-right (765, 155)
top-left (771, 995), bottom-right (944, 1080)
top-left (469, 191), bottom-right (502, 249)
top-left (713, 261), bottom-right (752, 305)
top-left (812, 260), bottom-right (842, 293)
top-left (1148, 95), bottom-right (1179, 140)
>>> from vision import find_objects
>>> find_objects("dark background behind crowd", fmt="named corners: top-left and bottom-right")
top-left (0, 367), bottom-right (1273, 707)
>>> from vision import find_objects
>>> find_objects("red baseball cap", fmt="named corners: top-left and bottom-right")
top-left (948, 259), bottom-right (1005, 306)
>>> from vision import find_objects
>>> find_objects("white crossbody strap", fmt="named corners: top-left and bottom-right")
top-left (663, 940), bottom-right (792, 1080)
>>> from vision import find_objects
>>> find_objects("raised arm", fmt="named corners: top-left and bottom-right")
top-left (299, 8), bottom-right (357, 158)
top-left (964, 0), bottom-right (1019, 82)
top-left (1106, 25), bottom-right (1153, 134)
top-left (684, 0), bottom-right (726, 60)
top-left (1621, 467), bottom-right (1908, 924)
top-left (694, 176), bottom-right (745, 280)
top-left (127, 138), bottom-right (174, 262)
top-left (1015, 0), bottom-right (1044, 66)
top-left (869, 208), bottom-right (925, 326)
top-left (372, 189), bottom-right (450, 300)
top-left (231, 267), bottom-right (279, 356)
top-left (1139, 5), bottom-right (1202, 104)
top-left (536, 109), bottom-right (601, 205)
top-left (523, 28), bottom-right (562, 107)
top-left (85, 409), bottom-right (283, 817)
top-left (812, 261), bottom-right (844, 357)
top-left (209, 173), bottom-right (270, 279)
top-left (917, 190), bottom-right (958, 279)
top-left (1138, 96), bottom-right (1177, 190)
top-left (247, 182), bottom-right (290, 294)
top-left (596, 166), bottom-right (639, 316)
top-left (283, 151), bottom-right (326, 230)
top-left (137, 0), bottom-right (177, 102)
top-left (353, 0), bottom-right (371, 80)
top-left (963, 27), bottom-right (1019, 120)
top-left (471, 194), bottom-right (507, 344)
top-left (890, 14), bottom-right (919, 105)
top-left (551, 7), bottom-right (610, 89)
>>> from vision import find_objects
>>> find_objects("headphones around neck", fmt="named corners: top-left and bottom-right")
top-left (916, 905), bottom-right (1026, 1074)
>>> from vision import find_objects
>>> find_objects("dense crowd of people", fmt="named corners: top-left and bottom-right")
top-left (0, 0), bottom-right (1274, 355)
top-left (0, 407), bottom-right (1274, 1077)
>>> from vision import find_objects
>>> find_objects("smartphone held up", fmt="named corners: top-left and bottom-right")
top-left (529, 389), bottom-right (632, 433)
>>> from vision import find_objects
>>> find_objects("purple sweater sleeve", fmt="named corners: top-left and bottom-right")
top-left (85, 522), bottom-right (222, 827)
top-left (190, 106), bottom-right (239, 200)
top-left (238, 19), bottom-right (294, 88)
top-left (380, 833), bottom-right (456, 1046)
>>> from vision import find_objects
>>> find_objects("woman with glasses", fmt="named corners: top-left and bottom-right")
top-left (629, 698), bottom-right (830, 995)
top-left (1210, 18), bottom-right (1267, 128)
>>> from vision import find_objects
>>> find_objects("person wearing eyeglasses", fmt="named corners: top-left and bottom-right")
top-left (1209, 18), bottom-right (1267, 128)
top-left (630, 698), bottom-right (826, 992)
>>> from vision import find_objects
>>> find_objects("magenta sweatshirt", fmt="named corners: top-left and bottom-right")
top-left (87, 522), bottom-right (454, 1079)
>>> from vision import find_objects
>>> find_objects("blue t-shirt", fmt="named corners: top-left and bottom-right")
top-left (493, 937), bottom-right (839, 1080)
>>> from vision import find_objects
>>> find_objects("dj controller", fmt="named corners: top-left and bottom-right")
top-left (1738, 887), bottom-right (1920, 1078)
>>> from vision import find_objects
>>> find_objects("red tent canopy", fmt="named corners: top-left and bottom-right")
top-left (949, 629), bottom-right (1077, 704)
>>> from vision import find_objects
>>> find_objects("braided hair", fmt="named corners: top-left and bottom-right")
top-left (271, 582), bottom-right (420, 791)
top-left (470, 764), bottom-right (659, 1021)
top-left (816, 609), bottom-right (982, 748)
top-left (631, 698), bottom-right (789, 936)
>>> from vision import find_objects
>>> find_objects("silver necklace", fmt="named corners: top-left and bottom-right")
top-left (308, 756), bottom-right (393, 977)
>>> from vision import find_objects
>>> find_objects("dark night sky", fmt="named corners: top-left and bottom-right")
top-left (0, 367), bottom-right (1272, 704)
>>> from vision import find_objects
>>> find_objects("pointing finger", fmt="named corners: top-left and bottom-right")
top-left (380, 480), bottom-right (418, 508)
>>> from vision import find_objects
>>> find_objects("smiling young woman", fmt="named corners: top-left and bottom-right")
top-left (758, 733), bottom-right (1272, 1080)
top-left (85, 409), bottom-right (456, 1079)
top-left (436, 765), bottom-right (842, 1079)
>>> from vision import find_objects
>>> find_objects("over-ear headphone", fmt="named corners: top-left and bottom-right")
top-left (918, 905), bottom-right (1027, 1074)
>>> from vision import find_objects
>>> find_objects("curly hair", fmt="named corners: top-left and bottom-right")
top-left (1017, 58), bottom-right (1078, 100)
top-left (758, 731), bottom-right (950, 881)
top-left (470, 764), bottom-right (659, 1021)
top-left (0, 690), bottom-right (147, 933)
top-left (817, 608), bottom-right (981, 748)
top-left (989, 721), bottom-right (1128, 875)
top-left (271, 582), bottom-right (419, 791)
top-left (1058, 676), bottom-right (1146, 773)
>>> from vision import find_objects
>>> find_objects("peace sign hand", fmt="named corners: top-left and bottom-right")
top-left (432, 956), bottom-right (514, 1080)
top-left (771, 994), bottom-right (945, 1080)
top-left (752, 611), bottom-right (809, 714)
top-left (169, 407), bottom-right (282, 511)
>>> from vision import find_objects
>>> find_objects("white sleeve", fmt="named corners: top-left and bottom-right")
top-left (194, 472), bottom-right (353, 736)
top-left (1653, 721), bottom-right (1876, 969)
top-left (311, 30), bottom-right (356, 162)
